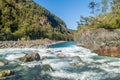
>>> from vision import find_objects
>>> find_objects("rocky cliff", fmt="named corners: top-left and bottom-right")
top-left (74, 28), bottom-right (120, 57)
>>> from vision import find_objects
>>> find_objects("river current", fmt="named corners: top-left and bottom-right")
top-left (0, 41), bottom-right (120, 80)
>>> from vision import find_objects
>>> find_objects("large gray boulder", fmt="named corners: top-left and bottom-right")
top-left (19, 53), bottom-right (40, 62)
top-left (74, 28), bottom-right (120, 57)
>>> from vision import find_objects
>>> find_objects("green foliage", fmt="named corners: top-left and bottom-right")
top-left (111, 0), bottom-right (120, 14)
top-left (0, 0), bottom-right (73, 41)
top-left (77, 0), bottom-right (120, 31)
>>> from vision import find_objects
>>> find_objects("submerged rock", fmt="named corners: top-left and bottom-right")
top-left (19, 53), bottom-right (40, 62)
top-left (55, 50), bottom-right (62, 53)
top-left (40, 64), bottom-right (53, 77)
top-left (56, 53), bottom-right (65, 58)
top-left (0, 61), bottom-right (5, 66)
top-left (0, 70), bottom-right (12, 78)
top-left (0, 59), bottom-right (8, 66)
top-left (73, 56), bottom-right (83, 62)
top-left (69, 62), bottom-right (85, 67)
top-left (46, 50), bottom-right (54, 54)
top-left (42, 56), bottom-right (48, 60)
top-left (42, 64), bottom-right (53, 72)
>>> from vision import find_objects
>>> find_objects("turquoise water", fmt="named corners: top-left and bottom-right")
top-left (48, 41), bottom-right (76, 48)
top-left (0, 42), bottom-right (120, 80)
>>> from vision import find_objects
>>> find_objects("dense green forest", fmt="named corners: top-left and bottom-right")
top-left (0, 0), bottom-right (73, 41)
top-left (76, 0), bottom-right (120, 31)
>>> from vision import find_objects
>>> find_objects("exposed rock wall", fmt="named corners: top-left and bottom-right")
top-left (74, 28), bottom-right (120, 57)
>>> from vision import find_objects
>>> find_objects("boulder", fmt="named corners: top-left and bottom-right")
top-left (95, 45), bottom-right (120, 57)
top-left (56, 53), bottom-right (65, 58)
top-left (46, 50), bottom-right (54, 54)
top-left (0, 59), bottom-right (8, 66)
top-left (42, 64), bottom-right (53, 72)
top-left (42, 56), bottom-right (48, 60)
top-left (73, 56), bottom-right (83, 62)
top-left (0, 70), bottom-right (12, 77)
top-left (0, 61), bottom-right (5, 66)
top-left (74, 28), bottom-right (120, 57)
top-left (19, 53), bottom-right (40, 62)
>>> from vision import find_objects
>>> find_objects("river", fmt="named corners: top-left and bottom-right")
top-left (0, 41), bottom-right (120, 80)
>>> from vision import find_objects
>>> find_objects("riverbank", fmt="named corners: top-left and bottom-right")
top-left (0, 39), bottom-right (66, 49)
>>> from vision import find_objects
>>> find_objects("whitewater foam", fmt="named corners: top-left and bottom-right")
top-left (0, 43), bottom-right (120, 80)
top-left (5, 54), bottom-right (25, 60)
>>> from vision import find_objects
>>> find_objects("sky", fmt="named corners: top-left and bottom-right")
top-left (33, 0), bottom-right (94, 30)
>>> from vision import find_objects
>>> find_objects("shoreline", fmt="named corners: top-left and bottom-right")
top-left (0, 39), bottom-right (67, 49)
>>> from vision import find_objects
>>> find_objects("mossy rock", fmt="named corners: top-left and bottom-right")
top-left (69, 62), bottom-right (85, 67)
top-left (0, 61), bottom-right (5, 66)
top-left (42, 64), bottom-right (53, 72)
top-left (0, 59), bottom-right (8, 66)
top-left (0, 70), bottom-right (12, 78)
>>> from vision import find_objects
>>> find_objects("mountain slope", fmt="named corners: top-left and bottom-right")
top-left (0, 0), bottom-right (73, 41)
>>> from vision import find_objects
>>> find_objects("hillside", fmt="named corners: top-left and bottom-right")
top-left (0, 0), bottom-right (73, 41)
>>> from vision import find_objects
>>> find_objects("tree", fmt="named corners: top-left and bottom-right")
top-left (102, 0), bottom-right (108, 14)
top-left (89, 1), bottom-right (97, 14)
top-left (111, 0), bottom-right (120, 14)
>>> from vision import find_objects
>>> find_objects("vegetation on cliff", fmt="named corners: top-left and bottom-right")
top-left (74, 0), bottom-right (120, 40)
top-left (76, 0), bottom-right (120, 31)
top-left (0, 0), bottom-right (73, 41)
top-left (74, 0), bottom-right (120, 57)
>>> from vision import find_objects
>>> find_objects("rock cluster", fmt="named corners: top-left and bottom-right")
top-left (0, 52), bottom-right (54, 79)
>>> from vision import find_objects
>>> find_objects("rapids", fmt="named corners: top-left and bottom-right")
top-left (0, 41), bottom-right (120, 80)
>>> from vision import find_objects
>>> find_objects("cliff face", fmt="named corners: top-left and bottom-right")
top-left (0, 0), bottom-right (73, 41)
top-left (74, 28), bottom-right (120, 57)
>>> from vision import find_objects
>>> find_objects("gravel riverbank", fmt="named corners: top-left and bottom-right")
top-left (0, 39), bottom-right (66, 49)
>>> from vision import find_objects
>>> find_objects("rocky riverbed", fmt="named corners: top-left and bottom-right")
top-left (0, 39), bottom-right (65, 49)
top-left (0, 52), bottom-right (54, 80)
top-left (0, 40), bottom-right (67, 79)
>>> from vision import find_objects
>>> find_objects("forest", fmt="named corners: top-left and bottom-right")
top-left (0, 0), bottom-right (73, 41)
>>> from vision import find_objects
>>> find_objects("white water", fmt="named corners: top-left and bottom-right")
top-left (0, 45), bottom-right (120, 80)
